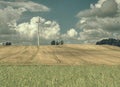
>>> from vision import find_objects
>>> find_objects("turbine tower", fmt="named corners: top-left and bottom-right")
top-left (36, 17), bottom-right (40, 46)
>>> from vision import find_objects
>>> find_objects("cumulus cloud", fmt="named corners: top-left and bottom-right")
top-left (15, 17), bottom-right (60, 40)
top-left (0, 6), bottom-right (25, 35)
top-left (0, 0), bottom-right (50, 44)
top-left (66, 28), bottom-right (78, 38)
top-left (0, 1), bottom-right (50, 12)
top-left (16, 18), bottom-right (79, 44)
top-left (58, 28), bottom-right (79, 44)
top-left (78, 28), bottom-right (112, 43)
top-left (61, 28), bottom-right (78, 44)
top-left (76, 0), bottom-right (120, 43)
top-left (0, 0), bottom-right (50, 28)
top-left (9, 0), bottom-right (28, 1)
top-left (77, 0), bottom-right (118, 18)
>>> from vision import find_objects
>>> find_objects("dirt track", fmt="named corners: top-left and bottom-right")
top-left (0, 44), bottom-right (120, 65)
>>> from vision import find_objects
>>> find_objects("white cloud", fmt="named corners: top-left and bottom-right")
top-left (0, 0), bottom-right (50, 43)
top-left (0, 6), bottom-right (26, 22)
top-left (66, 28), bottom-right (78, 38)
top-left (76, 0), bottom-right (120, 43)
top-left (77, 0), bottom-right (118, 18)
top-left (0, 0), bottom-right (28, 1)
top-left (16, 17), bottom-right (60, 40)
top-left (61, 28), bottom-right (78, 43)
top-left (0, 6), bottom-right (25, 35)
top-left (59, 28), bottom-right (79, 44)
top-left (78, 28), bottom-right (112, 43)
top-left (0, 0), bottom-right (50, 30)
top-left (13, 0), bottom-right (28, 1)
top-left (0, 1), bottom-right (50, 12)
top-left (116, 0), bottom-right (120, 4)
top-left (94, 0), bottom-right (106, 8)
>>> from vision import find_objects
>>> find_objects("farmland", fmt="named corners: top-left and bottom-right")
top-left (0, 44), bottom-right (120, 87)
top-left (0, 44), bottom-right (120, 65)
top-left (0, 65), bottom-right (120, 87)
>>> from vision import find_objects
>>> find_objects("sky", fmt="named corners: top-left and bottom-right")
top-left (0, 0), bottom-right (120, 45)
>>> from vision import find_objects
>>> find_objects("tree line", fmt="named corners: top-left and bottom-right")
top-left (96, 38), bottom-right (120, 47)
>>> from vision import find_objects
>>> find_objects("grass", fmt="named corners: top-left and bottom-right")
top-left (0, 65), bottom-right (120, 87)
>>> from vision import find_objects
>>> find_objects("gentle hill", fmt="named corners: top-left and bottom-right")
top-left (0, 44), bottom-right (120, 65)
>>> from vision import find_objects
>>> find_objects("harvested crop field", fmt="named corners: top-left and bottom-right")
top-left (0, 44), bottom-right (120, 65)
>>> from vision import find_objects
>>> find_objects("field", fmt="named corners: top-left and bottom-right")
top-left (0, 44), bottom-right (120, 65)
top-left (0, 44), bottom-right (120, 87)
top-left (0, 65), bottom-right (120, 87)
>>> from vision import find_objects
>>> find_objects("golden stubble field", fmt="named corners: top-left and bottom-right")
top-left (0, 44), bottom-right (120, 65)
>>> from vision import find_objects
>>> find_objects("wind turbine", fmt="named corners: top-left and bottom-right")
top-left (36, 17), bottom-right (40, 46)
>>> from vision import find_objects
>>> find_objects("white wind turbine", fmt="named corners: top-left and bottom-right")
top-left (36, 17), bottom-right (40, 46)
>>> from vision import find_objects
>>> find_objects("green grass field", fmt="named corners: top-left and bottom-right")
top-left (0, 65), bottom-right (120, 87)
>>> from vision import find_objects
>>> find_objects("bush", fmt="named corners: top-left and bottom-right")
top-left (51, 40), bottom-right (64, 45)
top-left (51, 40), bottom-right (56, 45)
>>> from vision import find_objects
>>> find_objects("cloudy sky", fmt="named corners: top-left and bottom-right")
top-left (0, 0), bottom-right (120, 45)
